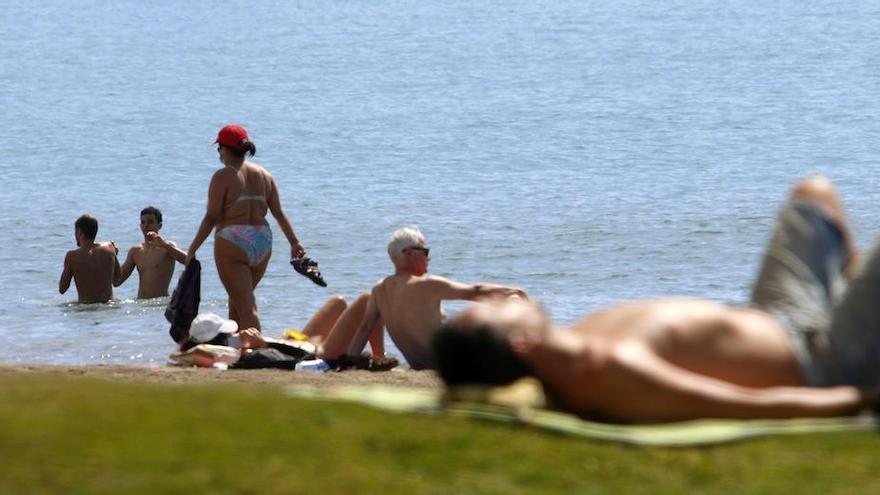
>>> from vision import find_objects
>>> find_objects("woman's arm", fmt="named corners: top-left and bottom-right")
top-left (186, 172), bottom-right (225, 265)
top-left (266, 174), bottom-right (305, 259)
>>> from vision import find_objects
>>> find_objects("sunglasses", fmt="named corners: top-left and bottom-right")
top-left (406, 246), bottom-right (430, 256)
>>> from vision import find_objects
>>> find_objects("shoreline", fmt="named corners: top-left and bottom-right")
top-left (0, 363), bottom-right (442, 389)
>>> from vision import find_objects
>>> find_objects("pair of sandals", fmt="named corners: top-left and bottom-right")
top-left (325, 353), bottom-right (400, 372)
top-left (291, 256), bottom-right (327, 287)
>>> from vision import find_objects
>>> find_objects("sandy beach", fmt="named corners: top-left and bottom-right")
top-left (0, 364), bottom-right (442, 389)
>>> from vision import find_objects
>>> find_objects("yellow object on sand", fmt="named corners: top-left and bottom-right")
top-left (282, 328), bottom-right (308, 341)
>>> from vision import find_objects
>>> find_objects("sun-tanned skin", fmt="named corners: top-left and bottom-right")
top-left (186, 130), bottom-right (305, 331)
top-left (59, 226), bottom-right (121, 304)
top-left (115, 212), bottom-right (187, 298)
top-left (455, 297), bottom-right (877, 424)
top-left (342, 231), bottom-right (527, 369)
top-left (442, 178), bottom-right (879, 423)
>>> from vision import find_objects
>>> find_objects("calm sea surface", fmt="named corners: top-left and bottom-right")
top-left (2, 1), bottom-right (879, 366)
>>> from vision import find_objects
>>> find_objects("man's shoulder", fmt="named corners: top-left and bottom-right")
top-left (211, 167), bottom-right (236, 182)
top-left (246, 161), bottom-right (271, 175)
top-left (417, 274), bottom-right (457, 287)
top-left (371, 276), bottom-right (394, 291)
top-left (95, 243), bottom-right (119, 259)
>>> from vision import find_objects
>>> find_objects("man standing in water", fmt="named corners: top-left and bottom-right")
top-left (59, 214), bottom-right (121, 304)
top-left (326, 226), bottom-right (527, 369)
top-left (115, 206), bottom-right (187, 298)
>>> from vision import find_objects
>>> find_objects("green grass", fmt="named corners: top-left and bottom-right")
top-left (1, 374), bottom-right (878, 494)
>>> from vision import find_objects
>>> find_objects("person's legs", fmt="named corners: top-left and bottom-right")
top-left (319, 292), bottom-right (370, 359)
top-left (215, 238), bottom-right (260, 330)
top-left (228, 298), bottom-right (239, 323)
top-left (750, 176), bottom-right (852, 386)
top-left (252, 250), bottom-right (271, 289)
top-left (302, 296), bottom-right (348, 343)
top-left (829, 238), bottom-right (880, 386)
top-left (788, 176), bottom-right (858, 277)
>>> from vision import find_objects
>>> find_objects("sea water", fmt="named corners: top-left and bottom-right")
top-left (2, 0), bottom-right (880, 367)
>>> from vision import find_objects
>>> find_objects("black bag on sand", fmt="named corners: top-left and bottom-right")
top-left (231, 349), bottom-right (301, 370)
top-left (230, 340), bottom-right (317, 370)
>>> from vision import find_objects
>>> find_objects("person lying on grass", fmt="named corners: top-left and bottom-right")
top-left (433, 176), bottom-right (880, 423)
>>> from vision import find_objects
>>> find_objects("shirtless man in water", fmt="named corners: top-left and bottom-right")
top-left (115, 206), bottom-right (187, 298)
top-left (59, 214), bottom-right (121, 304)
top-left (308, 226), bottom-right (527, 369)
top-left (434, 177), bottom-right (880, 423)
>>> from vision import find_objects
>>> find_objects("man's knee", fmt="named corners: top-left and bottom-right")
top-left (325, 295), bottom-right (347, 311)
top-left (790, 175), bottom-right (839, 206)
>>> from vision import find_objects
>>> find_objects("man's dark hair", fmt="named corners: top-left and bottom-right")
top-left (74, 214), bottom-right (98, 241)
top-left (140, 206), bottom-right (162, 224)
top-left (432, 321), bottom-right (532, 386)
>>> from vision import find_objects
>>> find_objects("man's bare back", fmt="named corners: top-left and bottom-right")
top-left (371, 273), bottom-right (450, 369)
top-left (59, 242), bottom-right (120, 304)
top-left (59, 215), bottom-right (120, 304)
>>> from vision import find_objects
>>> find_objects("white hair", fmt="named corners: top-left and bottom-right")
top-left (387, 225), bottom-right (426, 264)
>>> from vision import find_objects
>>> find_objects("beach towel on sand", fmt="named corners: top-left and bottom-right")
top-left (168, 340), bottom-right (317, 369)
top-left (286, 378), bottom-right (879, 447)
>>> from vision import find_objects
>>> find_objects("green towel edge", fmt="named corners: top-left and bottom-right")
top-left (286, 385), bottom-right (878, 447)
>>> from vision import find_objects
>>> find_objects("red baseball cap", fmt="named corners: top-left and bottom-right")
top-left (215, 125), bottom-right (249, 149)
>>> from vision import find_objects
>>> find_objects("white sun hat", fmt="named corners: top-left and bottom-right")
top-left (189, 313), bottom-right (239, 344)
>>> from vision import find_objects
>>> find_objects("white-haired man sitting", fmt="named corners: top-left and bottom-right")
top-left (334, 226), bottom-right (527, 369)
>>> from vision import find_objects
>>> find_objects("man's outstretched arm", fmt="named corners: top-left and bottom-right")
top-left (432, 277), bottom-right (528, 301)
top-left (115, 248), bottom-right (137, 287)
top-left (572, 344), bottom-right (874, 423)
top-left (147, 233), bottom-right (187, 264)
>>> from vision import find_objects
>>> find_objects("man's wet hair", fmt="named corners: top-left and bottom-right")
top-left (432, 320), bottom-right (532, 386)
top-left (75, 214), bottom-right (98, 241)
top-left (140, 206), bottom-right (162, 224)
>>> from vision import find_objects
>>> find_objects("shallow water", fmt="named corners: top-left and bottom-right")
top-left (2, 0), bottom-right (880, 366)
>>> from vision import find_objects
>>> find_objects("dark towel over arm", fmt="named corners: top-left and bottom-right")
top-left (165, 259), bottom-right (201, 344)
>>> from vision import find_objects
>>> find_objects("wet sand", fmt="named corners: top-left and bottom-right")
top-left (0, 364), bottom-right (442, 389)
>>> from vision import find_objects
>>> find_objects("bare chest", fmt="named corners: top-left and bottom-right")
top-left (135, 248), bottom-right (171, 271)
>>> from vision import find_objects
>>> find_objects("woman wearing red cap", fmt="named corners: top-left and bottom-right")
top-left (185, 124), bottom-right (307, 331)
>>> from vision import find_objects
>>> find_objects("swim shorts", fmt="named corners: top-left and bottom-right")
top-left (750, 200), bottom-right (850, 386)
